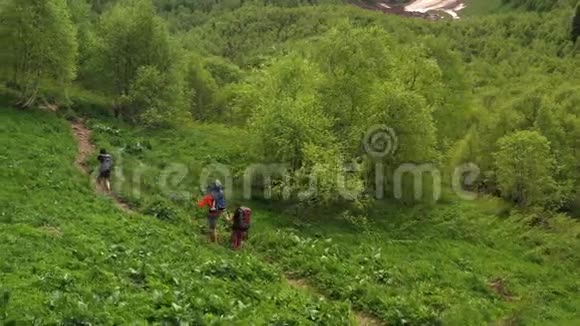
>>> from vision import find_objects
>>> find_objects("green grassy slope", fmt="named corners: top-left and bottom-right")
top-left (0, 108), bottom-right (353, 324)
top-left (462, 0), bottom-right (503, 16)
top-left (1, 106), bottom-right (579, 324)
top-left (88, 115), bottom-right (580, 325)
top-left (251, 202), bottom-right (580, 324)
top-left (1, 0), bottom-right (579, 323)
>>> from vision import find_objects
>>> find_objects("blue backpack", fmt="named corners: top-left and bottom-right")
top-left (208, 182), bottom-right (226, 210)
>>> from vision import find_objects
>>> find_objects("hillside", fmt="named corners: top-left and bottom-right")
top-left (0, 108), bottom-right (359, 324)
top-left (1, 0), bottom-right (580, 324)
top-left (89, 108), bottom-right (580, 324)
top-left (1, 104), bottom-right (579, 324)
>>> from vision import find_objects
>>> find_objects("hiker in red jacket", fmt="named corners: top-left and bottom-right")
top-left (197, 194), bottom-right (221, 243)
top-left (196, 180), bottom-right (228, 243)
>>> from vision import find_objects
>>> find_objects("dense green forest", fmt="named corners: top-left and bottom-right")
top-left (1, 0), bottom-right (579, 324)
top-left (2, 0), bottom-right (578, 210)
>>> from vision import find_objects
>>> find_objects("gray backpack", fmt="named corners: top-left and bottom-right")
top-left (99, 154), bottom-right (112, 172)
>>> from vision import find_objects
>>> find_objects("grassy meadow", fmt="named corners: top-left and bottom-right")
top-left (0, 107), bottom-right (354, 324)
top-left (1, 0), bottom-right (579, 324)
top-left (76, 111), bottom-right (580, 324)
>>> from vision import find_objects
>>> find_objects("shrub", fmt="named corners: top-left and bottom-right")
top-left (494, 130), bottom-right (558, 208)
top-left (144, 197), bottom-right (179, 222)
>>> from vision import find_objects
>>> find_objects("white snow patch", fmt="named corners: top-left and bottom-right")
top-left (404, 0), bottom-right (466, 19)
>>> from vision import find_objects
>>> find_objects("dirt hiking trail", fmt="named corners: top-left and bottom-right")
top-left (71, 120), bottom-right (131, 213)
top-left (286, 276), bottom-right (383, 325)
top-left (71, 121), bottom-right (381, 325)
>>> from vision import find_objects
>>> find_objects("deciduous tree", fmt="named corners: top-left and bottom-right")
top-left (494, 130), bottom-right (557, 208)
top-left (99, 0), bottom-right (172, 99)
top-left (0, 0), bottom-right (78, 107)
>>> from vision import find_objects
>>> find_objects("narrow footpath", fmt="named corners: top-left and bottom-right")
top-left (71, 120), bottom-right (131, 212)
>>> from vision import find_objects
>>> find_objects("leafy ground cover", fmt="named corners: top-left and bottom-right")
top-left (1, 0), bottom-right (579, 324)
top-left (249, 201), bottom-right (580, 325)
top-left (0, 107), bottom-right (354, 324)
top-left (87, 114), bottom-right (580, 325)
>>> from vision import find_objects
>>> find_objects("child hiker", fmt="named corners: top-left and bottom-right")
top-left (229, 204), bottom-right (252, 250)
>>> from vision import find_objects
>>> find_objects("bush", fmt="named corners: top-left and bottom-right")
top-left (494, 130), bottom-right (558, 208)
top-left (144, 197), bottom-right (179, 222)
top-left (340, 211), bottom-right (373, 233)
top-left (125, 139), bottom-right (152, 155)
top-left (0, 289), bottom-right (10, 322)
top-left (92, 123), bottom-right (121, 136)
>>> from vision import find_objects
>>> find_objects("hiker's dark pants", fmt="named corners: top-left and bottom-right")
top-left (231, 229), bottom-right (243, 250)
